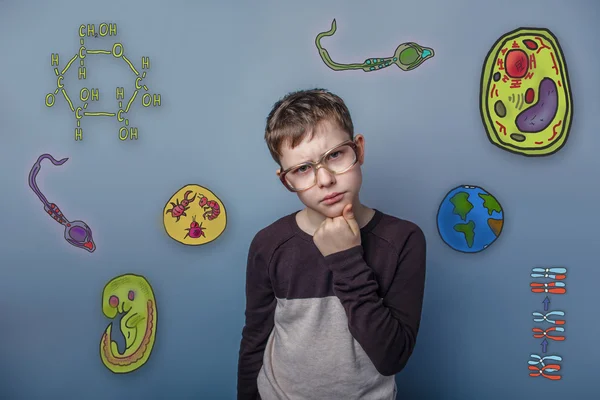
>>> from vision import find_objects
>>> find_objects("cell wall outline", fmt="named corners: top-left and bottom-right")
top-left (44, 23), bottom-right (162, 141)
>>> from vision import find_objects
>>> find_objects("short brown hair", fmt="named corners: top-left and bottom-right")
top-left (264, 88), bottom-right (354, 166)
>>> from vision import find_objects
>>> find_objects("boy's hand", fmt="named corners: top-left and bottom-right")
top-left (313, 203), bottom-right (361, 257)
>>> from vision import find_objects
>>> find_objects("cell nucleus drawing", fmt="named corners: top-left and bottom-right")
top-left (436, 185), bottom-right (504, 253)
top-left (163, 184), bottom-right (227, 245)
top-left (480, 28), bottom-right (572, 156)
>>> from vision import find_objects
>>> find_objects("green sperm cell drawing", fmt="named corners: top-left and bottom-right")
top-left (315, 19), bottom-right (435, 72)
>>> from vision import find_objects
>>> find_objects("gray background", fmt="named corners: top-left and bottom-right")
top-left (1, 0), bottom-right (598, 399)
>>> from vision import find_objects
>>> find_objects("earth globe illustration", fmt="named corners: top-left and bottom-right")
top-left (436, 185), bottom-right (504, 253)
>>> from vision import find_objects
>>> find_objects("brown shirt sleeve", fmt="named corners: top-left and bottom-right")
top-left (323, 225), bottom-right (427, 375)
top-left (237, 233), bottom-right (276, 400)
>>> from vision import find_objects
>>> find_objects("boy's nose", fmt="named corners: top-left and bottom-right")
top-left (315, 167), bottom-right (335, 187)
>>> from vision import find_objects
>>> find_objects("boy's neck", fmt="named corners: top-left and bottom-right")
top-left (296, 203), bottom-right (375, 236)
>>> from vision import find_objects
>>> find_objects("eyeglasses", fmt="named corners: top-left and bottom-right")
top-left (278, 139), bottom-right (359, 192)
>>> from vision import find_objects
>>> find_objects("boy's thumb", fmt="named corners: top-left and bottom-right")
top-left (343, 204), bottom-right (359, 235)
top-left (344, 203), bottom-right (354, 218)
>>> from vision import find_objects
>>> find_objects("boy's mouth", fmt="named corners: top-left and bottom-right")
top-left (322, 192), bottom-right (342, 201)
top-left (321, 192), bottom-right (345, 205)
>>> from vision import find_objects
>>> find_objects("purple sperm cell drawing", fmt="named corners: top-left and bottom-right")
top-left (28, 154), bottom-right (96, 253)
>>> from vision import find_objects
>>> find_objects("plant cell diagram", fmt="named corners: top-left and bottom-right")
top-left (480, 27), bottom-right (572, 156)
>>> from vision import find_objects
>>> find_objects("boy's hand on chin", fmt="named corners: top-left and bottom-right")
top-left (313, 203), bottom-right (361, 257)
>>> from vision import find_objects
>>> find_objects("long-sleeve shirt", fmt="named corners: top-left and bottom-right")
top-left (237, 208), bottom-right (427, 400)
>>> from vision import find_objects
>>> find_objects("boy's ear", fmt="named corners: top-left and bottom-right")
top-left (355, 134), bottom-right (365, 164)
top-left (276, 168), bottom-right (281, 176)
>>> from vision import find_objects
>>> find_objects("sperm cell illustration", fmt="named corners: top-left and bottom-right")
top-left (315, 19), bottom-right (434, 72)
top-left (28, 154), bottom-right (96, 252)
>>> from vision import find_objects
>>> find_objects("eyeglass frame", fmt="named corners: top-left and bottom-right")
top-left (277, 139), bottom-right (360, 192)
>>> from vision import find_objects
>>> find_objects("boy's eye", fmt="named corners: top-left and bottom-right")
top-left (294, 165), bottom-right (311, 174)
top-left (328, 151), bottom-right (341, 159)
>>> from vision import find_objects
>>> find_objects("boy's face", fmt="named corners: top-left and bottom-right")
top-left (277, 120), bottom-right (365, 219)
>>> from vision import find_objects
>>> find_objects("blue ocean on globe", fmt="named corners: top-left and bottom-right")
top-left (436, 185), bottom-right (504, 253)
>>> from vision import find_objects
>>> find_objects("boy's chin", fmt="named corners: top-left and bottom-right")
top-left (315, 202), bottom-right (347, 217)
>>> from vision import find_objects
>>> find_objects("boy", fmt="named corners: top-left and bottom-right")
top-left (237, 89), bottom-right (426, 400)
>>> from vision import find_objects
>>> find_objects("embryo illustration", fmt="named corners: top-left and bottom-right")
top-left (28, 154), bottom-right (96, 252)
top-left (100, 273), bottom-right (157, 374)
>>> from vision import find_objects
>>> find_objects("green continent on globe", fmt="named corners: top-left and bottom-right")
top-left (450, 192), bottom-right (473, 221)
top-left (478, 193), bottom-right (502, 215)
top-left (454, 220), bottom-right (475, 248)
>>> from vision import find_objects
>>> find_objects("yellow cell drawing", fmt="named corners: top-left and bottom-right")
top-left (100, 274), bottom-right (157, 374)
top-left (480, 28), bottom-right (572, 156)
top-left (163, 184), bottom-right (227, 245)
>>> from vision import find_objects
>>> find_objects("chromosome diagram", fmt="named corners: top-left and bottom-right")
top-left (315, 19), bottom-right (434, 73)
top-left (480, 27), bottom-right (572, 156)
top-left (45, 23), bottom-right (162, 141)
top-left (528, 267), bottom-right (567, 380)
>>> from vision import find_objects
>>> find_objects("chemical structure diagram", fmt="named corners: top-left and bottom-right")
top-left (44, 23), bottom-right (161, 141)
top-left (528, 267), bottom-right (568, 381)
